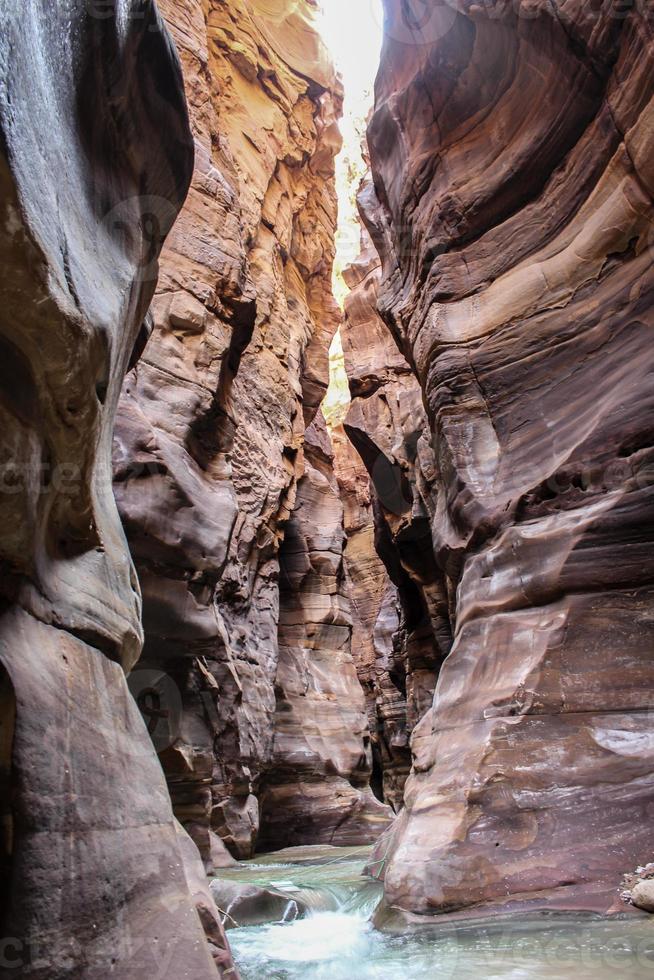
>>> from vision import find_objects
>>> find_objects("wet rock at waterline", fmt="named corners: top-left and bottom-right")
top-left (621, 864), bottom-right (654, 914)
top-left (212, 844), bottom-right (384, 935)
top-left (222, 847), bottom-right (654, 980)
top-left (630, 881), bottom-right (654, 915)
top-left (210, 879), bottom-right (308, 931)
top-left (0, 1), bottom-right (232, 976)
top-left (209, 831), bottom-right (240, 872)
top-left (176, 821), bottom-right (241, 973)
top-left (363, 0), bottom-right (654, 920)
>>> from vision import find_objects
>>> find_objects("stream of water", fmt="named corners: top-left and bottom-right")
top-left (215, 845), bottom-right (654, 979)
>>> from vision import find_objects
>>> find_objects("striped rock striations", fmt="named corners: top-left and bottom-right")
top-left (0, 2), bottom-right (233, 977)
top-left (258, 413), bottom-right (391, 849)
top-left (334, 189), bottom-right (452, 812)
top-left (113, 0), bottom-right (384, 862)
top-left (364, 0), bottom-right (654, 922)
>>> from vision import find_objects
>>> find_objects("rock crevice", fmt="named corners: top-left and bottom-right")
top-left (113, 0), bottom-right (390, 866)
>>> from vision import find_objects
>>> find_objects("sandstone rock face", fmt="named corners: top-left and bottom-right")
top-left (258, 414), bottom-right (392, 848)
top-left (364, 0), bottom-right (654, 920)
top-left (114, 0), bottom-right (380, 861)
top-left (0, 2), bottom-right (230, 977)
top-left (334, 189), bottom-right (452, 811)
top-left (331, 424), bottom-right (408, 810)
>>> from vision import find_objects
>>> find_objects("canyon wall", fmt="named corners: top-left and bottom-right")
top-left (114, 0), bottom-right (386, 862)
top-left (332, 194), bottom-right (453, 811)
top-left (258, 412), bottom-right (390, 848)
top-left (331, 423), bottom-right (408, 810)
top-left (0, 2), bottom-right (233, 977)
top-left (363, 0), bottom-right (654, 921)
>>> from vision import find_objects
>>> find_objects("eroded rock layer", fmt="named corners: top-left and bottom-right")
top-left (331, 424), bottom-right (408, 810)
top-left (114, 0), bottom-right (381, 861)
top-left (334, 185), bottom-right (452, 811)
top-left (258, 413), bottom-right (392, 848)
top-left (0, 2), bottom-right (231, 976)
top-left (364, 0), bottom-right (654, 920)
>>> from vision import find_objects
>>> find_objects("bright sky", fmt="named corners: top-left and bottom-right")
top-left (317, 0), bottom-right (384, 122)
top-left (317, 1), bottom-right (384, 428)
top-left (317, 0), bottom-right (384, 303)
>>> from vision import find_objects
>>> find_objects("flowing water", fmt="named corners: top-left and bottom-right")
top-left (215, 845), bottom-right (654, 979)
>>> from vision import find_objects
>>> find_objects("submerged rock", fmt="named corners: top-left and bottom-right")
top-left (210, 879), bottom-right (307, 930)
top-left (208, 831), bottom-right (240, 872)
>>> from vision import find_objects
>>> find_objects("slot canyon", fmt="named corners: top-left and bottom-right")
top-left (1, 1), bottom-right (654, 978)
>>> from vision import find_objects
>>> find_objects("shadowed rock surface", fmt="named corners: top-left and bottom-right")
top-left (0, 1), bottom-right (233, 976)
top-left (331, 424), bottom-right (409, 812)
top-left (258, 413), bottom-right (392, 849)
top-left (362, 0), bottom-right (654, 921)
top-left (332, 179), bottom-right (452, 812)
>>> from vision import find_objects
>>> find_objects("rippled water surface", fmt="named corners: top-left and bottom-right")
top-left (217, 845), bottom-right (654, 979)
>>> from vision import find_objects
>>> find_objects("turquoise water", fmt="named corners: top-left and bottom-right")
top-left (215, 846), bottom-right (654, 979)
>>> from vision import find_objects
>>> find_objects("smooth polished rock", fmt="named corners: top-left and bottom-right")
top-left (630, 879), bottom-right (654, 915)
top-left (210, 879), bottom-right (307, 930)
top-left (363, 0), bottom-right (654, 920)
top-left (0, 2), bottom-right (230, 974)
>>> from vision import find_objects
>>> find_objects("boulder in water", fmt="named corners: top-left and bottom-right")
top-left (630, 879), bottom-right (654, 914)
top-left (210, 878), bottom-right (308, 929)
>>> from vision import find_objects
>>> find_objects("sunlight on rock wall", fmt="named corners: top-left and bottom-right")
top-left (322, 331), bottom-right (351, 429)
top-left (317, 0), bottom-right (383, 430)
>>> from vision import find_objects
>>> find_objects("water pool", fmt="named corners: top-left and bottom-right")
top-left (214, 846), bottom-right (654, 979)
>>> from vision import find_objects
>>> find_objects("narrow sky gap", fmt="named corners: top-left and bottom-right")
top-left (317, 0), bottom-right (384, 427)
